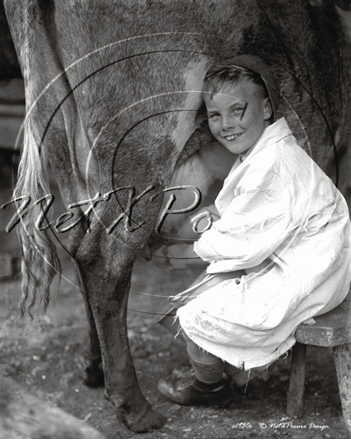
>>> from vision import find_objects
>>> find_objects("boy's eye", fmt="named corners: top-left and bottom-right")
top-left (232, 103), bottom-right (248, 119)
top-left (208, 113), bottom-right (219, 120)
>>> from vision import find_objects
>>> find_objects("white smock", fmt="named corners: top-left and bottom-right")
top-left (177, 117), bottom-right (351, 369)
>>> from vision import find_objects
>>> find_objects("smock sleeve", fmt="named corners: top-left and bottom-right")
top-left (194, 160), bottom-right (294, 272)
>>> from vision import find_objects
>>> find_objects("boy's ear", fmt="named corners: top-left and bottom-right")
top-left (263, 98), bottom-right (273, 120)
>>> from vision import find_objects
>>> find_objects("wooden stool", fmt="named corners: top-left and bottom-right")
top-left (287, 299), bottom-right (351, 435)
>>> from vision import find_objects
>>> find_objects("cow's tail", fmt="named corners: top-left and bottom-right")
top-left (14, 113), bottom-right (61, 316)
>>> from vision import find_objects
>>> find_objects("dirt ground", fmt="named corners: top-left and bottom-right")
top-left (0, 240), bottom-right (350, 439)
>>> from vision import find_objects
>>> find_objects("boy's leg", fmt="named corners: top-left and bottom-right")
top-left (157, 269), bottom-right (246, 406)
top-left (179, 271), bottom-right (271, 386)
top-left (157, 330), bottom-right (232, 406)
top-left (184, 337), bottom-right (271, 387)
top-left (184, 332), bottom-right (225, 384)
top-left (158, 269), bottom-right (245, 335)
top-left (186, 269), bottom-right (246, 298)
top-left (224, 362), bottom-right (271, 386)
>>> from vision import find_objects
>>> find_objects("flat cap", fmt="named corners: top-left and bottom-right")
top-left (231, 54), bottom-right (280, 122)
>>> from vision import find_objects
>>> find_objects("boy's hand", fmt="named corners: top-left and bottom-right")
top-left (158, 243), bottom-right (205, 270)
top-left (190, 204), bottom-right (220, 234)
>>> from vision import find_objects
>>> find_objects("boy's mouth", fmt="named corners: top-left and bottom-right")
top-left (223, 133), bottom-right (243, 141)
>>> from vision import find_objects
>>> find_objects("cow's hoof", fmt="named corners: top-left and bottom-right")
top-left (83, 364), bottom-right (104, 388)
top-left (126, 406), bottom-right (167, 432)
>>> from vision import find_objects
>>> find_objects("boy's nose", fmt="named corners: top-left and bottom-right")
top-left (221, 114), bottom-right (236, 130)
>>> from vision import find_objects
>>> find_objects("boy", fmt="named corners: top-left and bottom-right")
top-left (157, 55), bottom-right (351, 407)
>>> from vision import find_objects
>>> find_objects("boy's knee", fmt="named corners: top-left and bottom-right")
top-left (184, 336), bottom-right (218, 363)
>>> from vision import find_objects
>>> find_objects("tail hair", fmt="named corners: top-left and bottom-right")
top-left (14, 114), bottom-right (61, 317)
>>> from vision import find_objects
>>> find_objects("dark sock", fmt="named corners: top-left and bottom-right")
top-left (194, 378), bottom-right (224, 391)
top-left (188, 355), bottom-right (225, 384)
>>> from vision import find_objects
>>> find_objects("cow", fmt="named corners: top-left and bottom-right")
top-left (0, 0), bottom-right (21, 81)
top-left (3, 0), bottom-right (351, 433)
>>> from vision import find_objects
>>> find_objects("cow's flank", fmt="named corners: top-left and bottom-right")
top-left (4, 0), bottom-right (351, 432)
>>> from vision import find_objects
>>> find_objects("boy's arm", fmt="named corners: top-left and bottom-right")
top-left (192, 158), bottom-right (294, 271)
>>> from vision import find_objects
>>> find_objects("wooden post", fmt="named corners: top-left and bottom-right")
top-left (334, 343), bottom-right (351, 436)
top-left (287, 342), bottom-right (307, 417)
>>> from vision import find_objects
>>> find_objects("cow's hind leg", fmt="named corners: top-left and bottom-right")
top-left (75, 228), bottom-right (166, 432)
top-left (69, 224), bottom-right (105, 387)
top-left (74, 263), bottom-right (105, 387)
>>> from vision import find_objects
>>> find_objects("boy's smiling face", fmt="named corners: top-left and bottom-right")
top-left (204, 79), bottom-right (272, 155)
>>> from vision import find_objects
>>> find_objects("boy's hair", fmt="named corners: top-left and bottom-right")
top-left (202, 63), bottom-right (268, 101)
top-left (202, 55), bottom-right (281, 122)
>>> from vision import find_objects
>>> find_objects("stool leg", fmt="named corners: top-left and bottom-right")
top-left (287, 342), bottom-right (306, 417)
top-left (334, 343), bottom-right (351, 436)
